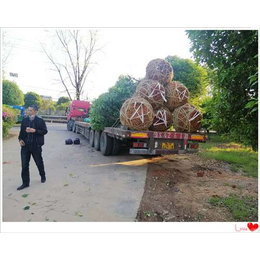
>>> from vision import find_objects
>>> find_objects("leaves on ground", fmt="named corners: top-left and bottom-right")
top-left (23, 206), bottom-right (30, 210)
top-left (22, 194), bottom-right (29, 198)
top-left (75, 211), bottom-right (83, 217)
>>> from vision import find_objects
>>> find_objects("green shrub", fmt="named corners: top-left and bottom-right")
top-left (2, 105), bottom-right (19, 138)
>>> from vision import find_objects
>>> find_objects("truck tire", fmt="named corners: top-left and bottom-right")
top-left (100, 132), bottom-right (113, 156)
top-left (89, 129), bottom-right (95, 147)
top-left (94, 131), bottom-right (101, 151)
top-left (67, 120), bottom-right (74, 131)
top-left (111, 137), bottom-right (121, 155)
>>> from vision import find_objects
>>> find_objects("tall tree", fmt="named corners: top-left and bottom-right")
top-left (24, 92), bottom-right (43, 109)
top-left (186, 30), bottom-right (258, 150)
top-left (40, 98), bottom-right (56, 115)
top-left (42, 30), bottom-right (101, 101)
top-left (2, 80), bottom-right (24, 106)
top-left (57, 96), bottom-right (70, 105)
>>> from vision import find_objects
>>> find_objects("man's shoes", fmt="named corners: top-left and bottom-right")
top-left (41, 176), bottom-right (46, 183)
top-left (17, 184), bottom-right (29, 190)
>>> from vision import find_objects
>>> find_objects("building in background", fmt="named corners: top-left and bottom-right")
top-left (40, 95), bottom-right (52, 101)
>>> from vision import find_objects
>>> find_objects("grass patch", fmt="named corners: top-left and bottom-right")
top-left (209, 195), bottom-right (258, 222)
top-left (199, 135), bottom-right (258, 178)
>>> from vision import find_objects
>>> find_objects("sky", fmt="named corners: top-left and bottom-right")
top-left (2, 28), bottom-right (193, 102)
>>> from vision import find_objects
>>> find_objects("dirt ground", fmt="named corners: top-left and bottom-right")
top-left (136, 154), bottom-right (258, 222)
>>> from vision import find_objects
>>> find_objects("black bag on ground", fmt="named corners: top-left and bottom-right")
top-left (74, 138), bottom-right (80, 145)
top-left (65, 138), bottom-right (73, 145)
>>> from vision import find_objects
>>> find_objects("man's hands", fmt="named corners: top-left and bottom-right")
top-left (26, 127), bottom-right (36, 133)
top-left (19, 128), bottom-right (36, 146)
top-left (19, 140), bottom-right (25, 147)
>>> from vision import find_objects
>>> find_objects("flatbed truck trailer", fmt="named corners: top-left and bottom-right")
top-left (71, 121), bottom-right (208, 156)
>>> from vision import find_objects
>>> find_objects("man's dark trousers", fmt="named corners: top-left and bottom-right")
top-left (21, 144), bottom-right (46, 185)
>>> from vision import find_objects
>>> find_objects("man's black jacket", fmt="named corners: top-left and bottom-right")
top-left (18, 116), bottom-right (48, 146)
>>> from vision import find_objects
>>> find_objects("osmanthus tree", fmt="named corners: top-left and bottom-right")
top-left (89, 75), bottom-right (138, 130)
top-left (186, 30), bottom-right (258, 150)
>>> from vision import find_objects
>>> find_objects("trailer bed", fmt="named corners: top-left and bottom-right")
top-left (72, 120), bottom-right (208, 156)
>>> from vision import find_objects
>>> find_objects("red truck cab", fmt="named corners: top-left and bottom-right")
top-left (66, 100), bottom-right (90, 131)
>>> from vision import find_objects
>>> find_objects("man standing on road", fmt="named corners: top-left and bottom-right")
top-left (17, 105), bottom-right (48, 190)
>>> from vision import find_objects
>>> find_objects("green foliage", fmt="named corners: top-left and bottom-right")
top-left (38, 98), bottom-right (56, 115)
top-left (57, 96), bottom-right (70, 105)
top-left (2, 79), bottom-right (24, 106)
top-left (186, 30), bottom-right (258, 150)
top-left (2, 105), bottom-right (19, 137)
top-left (90, 75), bottom-right (138, 130)
top-left (56, 102), bottom-right (70, 111)
top-left (40, 99), bottom-right (56, 111)
top-left (209, 195), bottom-right (258, 222)
top-left (199, 96), bottom-right (214, 130)
top-left (24, 92), bottom-right (43, 109)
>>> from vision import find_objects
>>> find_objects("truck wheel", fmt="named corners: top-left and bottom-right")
top-left (94, 131), bottom-right (101, 151)
top-left (111, 138), bottom-right (121, 155)
top-left (67, 120), bottom-right (74, 131)
top-left (89, 129), bottom-right (95, 147)
top-left (100, 132), bottom-right (113, 156)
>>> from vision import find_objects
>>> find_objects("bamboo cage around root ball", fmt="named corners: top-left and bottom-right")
top-left (146, 58), bottom-right (174, 85)
top-left (135, 79), bottom-right (166, 109)
top-left (120, 97), bottom-right (154, 131)
top-left (172, 103), bottom-right (202, 132)
top-left (164, 81), bottom-right (190, 112)
top-left (149, 106), bottom-right (173, 131)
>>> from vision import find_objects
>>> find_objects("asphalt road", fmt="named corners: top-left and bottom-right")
top-left (2, 123), bottom-right (148, 222)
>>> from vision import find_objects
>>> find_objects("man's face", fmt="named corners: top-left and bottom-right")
top-left (27, 107), bottom-right (37, 116)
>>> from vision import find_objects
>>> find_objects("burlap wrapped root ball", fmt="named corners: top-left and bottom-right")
top-left (146, 58), bottom-right (174, 85)
top-left (164, 81), bottom-right (190, 112)
top-left (120, 97), bottom-right (154, 131)
top-left (135, 79), bottom-right (166, 109)
top-left (149, 106), bottom-right (173, 132)
top-left (172, 103), bottom-right (202, 132)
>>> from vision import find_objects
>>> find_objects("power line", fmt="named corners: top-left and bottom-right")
top-left (8, 36), bottom-right (43, 45)
top-left (9, 43), bottom-right (44, 53)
